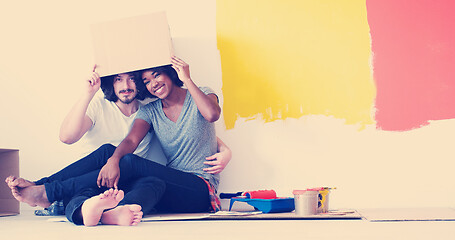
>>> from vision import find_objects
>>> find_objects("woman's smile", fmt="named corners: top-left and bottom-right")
top-left (154, 85), bottom-right (165, 95)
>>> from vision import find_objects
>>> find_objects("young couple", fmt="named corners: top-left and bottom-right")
top-left (5, 56), bottom-right (230, 226)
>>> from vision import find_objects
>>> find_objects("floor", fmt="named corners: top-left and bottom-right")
top-left (1, 205), bottom-right (454, 240)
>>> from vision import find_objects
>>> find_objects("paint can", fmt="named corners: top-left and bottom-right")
top-left (317, 188), bottom-right (330, 213)
top-left (292, 189), bottom-right (319, 216)
top-left (306, 187), bottom-right (332, 213)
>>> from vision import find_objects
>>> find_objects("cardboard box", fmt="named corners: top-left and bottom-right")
top-left (0, 148), bottom-right (20, 216)
top-left (91, 11), bottom-right (174, 77)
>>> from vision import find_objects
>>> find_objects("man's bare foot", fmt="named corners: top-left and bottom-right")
top-left (101, 204), bottom-right (143, 226)
top-left (81, 189), bottom-right (125, 226)
top-left (5, 176), bottom-right (35, 189)
top-left (11, 185), bottom-right (50, 208)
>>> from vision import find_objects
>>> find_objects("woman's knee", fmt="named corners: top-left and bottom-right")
top-left (119, 154), bottom-right (163, 178)
top-left (122, 153), bottom-right (137, 161)
top-left (119, 153), bottom-right (137, 167)
top-left (136, 177), bottom-right (165, 189)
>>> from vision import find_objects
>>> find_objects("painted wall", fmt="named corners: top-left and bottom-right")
top-left (0, 0), bottom-right (454, 210)
top-left (218, 1), bottom-right (375, 130)
top-left (215, 0), bottom-right (455, 208)
top-left (368, 0), bottom-right (455, 131)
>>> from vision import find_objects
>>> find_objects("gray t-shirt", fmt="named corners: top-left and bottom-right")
top-left (136, 87), bottom-right (219, 190)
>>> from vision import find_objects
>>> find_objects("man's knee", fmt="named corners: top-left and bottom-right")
top-left (92, 144), bottom-right (116, 165)
top-left (99, 143), bottom-right (116, 152)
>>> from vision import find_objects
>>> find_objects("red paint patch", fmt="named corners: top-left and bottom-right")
top-left (367, 0), bottom-right (455, 131)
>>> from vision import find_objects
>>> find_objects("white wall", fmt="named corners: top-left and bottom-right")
top-left (1, 0), bottom-right (453, 210)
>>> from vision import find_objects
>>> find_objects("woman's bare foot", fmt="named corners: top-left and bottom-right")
top-left (101, 204), bottom-right (143, 226)
top-left (11, 185), bottom-right (50, 208)
top-left (5, 176), bottom-right (35, 189)
top-left (81, 189), bottom-right (125, 226)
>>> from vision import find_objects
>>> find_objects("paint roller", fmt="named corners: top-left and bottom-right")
top-left (220, 190), bottom-right (277, 199)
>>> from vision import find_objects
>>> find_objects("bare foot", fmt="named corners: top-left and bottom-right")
top-left (81, 189), bottom-right (125, 226)
top-left (101, 204), bottom-right (143, 226)
top-left (11, 185), bottom-right (50, 208)
top-left (5, 176), bottom-right (35, 189)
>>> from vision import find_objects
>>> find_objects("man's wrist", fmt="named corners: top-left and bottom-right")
top-left (81, 92), bottom-right (96, 104)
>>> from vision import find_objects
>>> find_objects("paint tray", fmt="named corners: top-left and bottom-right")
top-left (229, 197), bottom-right (295, 213)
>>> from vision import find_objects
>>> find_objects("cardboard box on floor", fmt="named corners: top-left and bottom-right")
top-left (0, 148), bottom-right (19, 217)
top-left (91, 11), bottom-right (174, 77)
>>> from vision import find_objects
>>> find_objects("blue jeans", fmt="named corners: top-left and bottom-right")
top-left (34, 144), bottom-right (116, 205)
top-left (66, 176), bottom-right (166, 225)
top-left (35, 144), bottom-right (210, 214)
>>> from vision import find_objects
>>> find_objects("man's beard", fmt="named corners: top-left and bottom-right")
top-left (117, 89), bottom-right (136, 104)
top-left (118, 97), bottom-right (135, 104)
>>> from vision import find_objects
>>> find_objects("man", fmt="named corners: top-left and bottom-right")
top-left (5, 66), bottom-right (231, 214)
top-left (60, 66), bottom-right (160, 161)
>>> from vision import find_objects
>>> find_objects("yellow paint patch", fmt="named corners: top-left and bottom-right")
top-left (217, 0), bottom-right (375, 129)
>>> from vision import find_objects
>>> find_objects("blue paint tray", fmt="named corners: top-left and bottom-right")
top-left (229, 197), bottom-right (295, 213)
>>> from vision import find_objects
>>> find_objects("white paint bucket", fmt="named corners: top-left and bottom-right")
top-left (293, 189), bottom-right (319, 216)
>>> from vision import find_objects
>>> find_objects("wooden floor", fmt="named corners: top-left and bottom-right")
top-left (1, 205), bottom-right (455, 240)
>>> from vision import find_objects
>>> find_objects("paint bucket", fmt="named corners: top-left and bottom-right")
top-left (307, 187), bottom-right (332, 213)
top-left (317, 188), bottom-right (330, 213)
top-left (292, 189), bottom-right (319, 216)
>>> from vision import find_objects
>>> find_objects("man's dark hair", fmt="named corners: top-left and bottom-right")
top-left (100, 71), bottom-right (148, 102)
